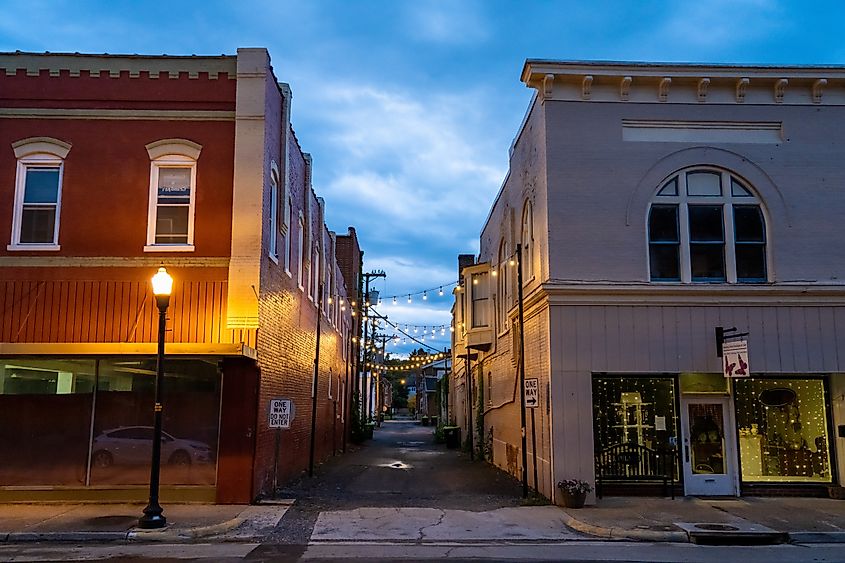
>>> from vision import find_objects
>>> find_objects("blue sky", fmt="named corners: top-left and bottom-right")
top-left (2, 0), bottom-right (843, 354)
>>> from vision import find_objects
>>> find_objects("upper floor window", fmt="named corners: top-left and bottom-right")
top-left (144, 139), bottom-right (201, 252)
top-left (269, 170), bottom-right (279, 261)
top-left (648, 168), bottom-right (767, 283)
top-left (9, 137), bottom-right (71, 250)
top-left (297, 213), bottom-right (305, 289)
top-left (497, 240), bottom-right (510, 332)
top-left (521, 201), bottom-right (534, 281)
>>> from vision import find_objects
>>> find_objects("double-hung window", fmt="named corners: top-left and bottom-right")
top-left (145, 139), bottom-right (201, 252)
top-left (647, 167), bottom-right (768, 283)
top-left (9, 137), bottom-right (71, 250)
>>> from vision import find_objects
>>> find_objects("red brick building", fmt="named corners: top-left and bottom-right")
top-left (0, 49), bottom-right (359, 503)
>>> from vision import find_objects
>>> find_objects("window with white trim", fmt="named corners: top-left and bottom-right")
top-left (496, 240), bottom-right (509, 331)
top-left (145, 139), bottom-right (201, 251)
top-left (648, 167), bottom-right (768, 283)
top-left (9, 137), bottom-right (71, 250)
top-left (284, 196), bottom-right (292, 274)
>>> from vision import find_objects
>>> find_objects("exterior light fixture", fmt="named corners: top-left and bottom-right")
top-left (139, 266), bottom-right (173, 529)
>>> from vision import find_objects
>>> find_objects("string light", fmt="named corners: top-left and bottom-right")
top-left (439, 287), bottom-right (443, 296)
top-left (407, 294), bottom-right (412, 304)
top-left (423, 291), bottom-right (428, 300)
top-left (393, 296), bottom-right (397, 305)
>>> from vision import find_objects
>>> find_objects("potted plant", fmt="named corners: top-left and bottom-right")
top-left (557, 479), bottom-right (593, 509)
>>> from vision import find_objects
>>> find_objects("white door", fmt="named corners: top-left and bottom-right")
top-left (680, 397), bottom-right (737, 496)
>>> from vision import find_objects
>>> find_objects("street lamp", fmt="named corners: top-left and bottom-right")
top-left (139, 266), bottom-right (173, 529)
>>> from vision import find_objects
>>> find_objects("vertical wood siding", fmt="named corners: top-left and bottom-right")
top-left (0, 279), bottom-right (255, 346)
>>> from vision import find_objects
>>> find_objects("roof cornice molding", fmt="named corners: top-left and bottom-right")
top-left (0, 51), bottom-right (237, 79)
top-left (522, 60), bottom-right (845, 105)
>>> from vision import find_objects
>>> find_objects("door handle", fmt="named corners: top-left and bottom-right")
top-left (684, 444), bottom-right (690, 463)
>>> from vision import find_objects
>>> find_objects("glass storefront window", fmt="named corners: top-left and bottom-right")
top-left (593, 376), bottom-right (678, 466)
top-left (735, 378), bottom-right (831, 483)
top-left (0, 356), bottom-right (220, 488)
top-left (91, 358), bottom-right (220, 486)
top-left (0, 359), bottom-right (96, 486)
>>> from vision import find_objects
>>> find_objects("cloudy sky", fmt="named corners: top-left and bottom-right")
top-left (2, 0), bottom-right (843, 353)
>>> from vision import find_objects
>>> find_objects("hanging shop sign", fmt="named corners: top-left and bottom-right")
top-left (524, 378), bottom-right (539, 408)
top-left (269, 398), bottom-right (294, 429)
top-left (722, 340), bottom-right (750, 378)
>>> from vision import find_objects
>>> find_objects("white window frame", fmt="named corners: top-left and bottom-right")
top-left (8, 137), bottom-right (71, 251)
top-left (9, 155), bottom-right (64, 251)
top-left (647, 167), bottom-right (770, 284)
top-left (144, 139), bottom-right (200, 252)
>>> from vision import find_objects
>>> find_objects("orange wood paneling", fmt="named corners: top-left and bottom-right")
top-left (0, 279), bottom-right (254, 346)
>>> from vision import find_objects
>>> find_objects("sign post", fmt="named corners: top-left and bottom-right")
top-left (269, 398), bottom-right (294, 496)
top-left (524, 377), bottom-right (539, 492)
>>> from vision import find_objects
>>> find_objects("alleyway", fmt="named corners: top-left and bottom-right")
top-left (267, 418), bottom-right (525, 546)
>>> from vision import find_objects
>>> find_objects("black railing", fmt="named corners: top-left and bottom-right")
top-left (595, 442), bottom-right (676, 499)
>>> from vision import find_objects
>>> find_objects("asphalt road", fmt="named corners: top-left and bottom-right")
top-left (263, 418), bottom-right (525, 550)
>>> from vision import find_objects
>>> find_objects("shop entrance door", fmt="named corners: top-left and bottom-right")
top-left (680, 396), bottom-right (737, 496)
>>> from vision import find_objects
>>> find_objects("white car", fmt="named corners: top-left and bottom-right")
top-left (91, 426), bottom-right (213, 468)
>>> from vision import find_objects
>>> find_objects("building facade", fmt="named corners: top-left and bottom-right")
top-left (0, 49), bottom-right (358, 503)
top-left (452, 61), bottom-right (845, 502)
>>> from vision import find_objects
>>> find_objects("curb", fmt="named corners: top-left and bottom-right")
top-left (0, 514), bottom-right (247, 544)
top-left (788, 531), bottom-right (845, 544)
top-left (559, 511), bottom-right (689, 543)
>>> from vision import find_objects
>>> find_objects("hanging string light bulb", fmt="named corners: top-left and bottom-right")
top-left (407, 294), bottom-right (412, 304)
top-left (439, 286), bottom-right (444, 297)
top-left (392, 296), bottom-right (397, 306)
top-left (423, 291), bottom-right (428, 300)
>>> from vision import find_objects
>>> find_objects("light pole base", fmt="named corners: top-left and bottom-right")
top-left (138, 508), bottom-right (167, 529)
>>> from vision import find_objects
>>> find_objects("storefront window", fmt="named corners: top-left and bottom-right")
top-left (735, 378), bottom-right (831, 483)
top-left (91, 358), bottom-right (220, 486)
top-left (0, 359), bottom-right (96, 486)
top-left (0, 356), bottom-right (220, 488)
top-left (593, 376), bottom-right (678, 455)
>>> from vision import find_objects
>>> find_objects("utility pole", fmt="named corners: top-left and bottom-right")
top-left (371, 332), bottom-right (392, 427)
top-left (516, 243), bottom-right (528, 498)
top-left (360, 270), bottom-right (385, 426)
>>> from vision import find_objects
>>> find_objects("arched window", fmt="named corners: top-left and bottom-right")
top-left (648, 167), bottom-right (768, 283)
top-left (521, 201), bottom-right (534, 281)
top-left (297, 213), bottom-right (305, 289)
top-left (144, 138), bottom-right (202, 251)
top-left (269, 169), bottom-right (279, 260)
top-left (10, 137), bottom-right (71, 249)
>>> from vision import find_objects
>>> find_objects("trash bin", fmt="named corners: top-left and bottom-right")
top-left (421, 416), bottom-right (429, 426)
top-left (430, 416), bottom-right (438, 427)
top-left (444, 426), bottom-right (461, 449)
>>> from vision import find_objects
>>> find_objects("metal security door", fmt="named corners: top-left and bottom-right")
top-left (681, 396), bottom-right (737, 496)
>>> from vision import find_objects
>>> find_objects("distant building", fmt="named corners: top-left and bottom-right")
top-left (452, 60), bottom-right (845, 503)
top-left (416, 356), bottom-right (451, 421)
top-left (0, 49), bottom-right (359, 503)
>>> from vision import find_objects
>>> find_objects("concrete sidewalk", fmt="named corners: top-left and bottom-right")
top-left (0, 501), bottom-right (291, 543)
top-left (559, 497), bottom-right (845, 543)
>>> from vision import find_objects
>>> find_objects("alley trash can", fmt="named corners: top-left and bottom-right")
top-left (444, 426), bottom-right (461, 449)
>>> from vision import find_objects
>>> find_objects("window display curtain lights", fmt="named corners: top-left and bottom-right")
top-left (139, 267), bottom-right (173, 529)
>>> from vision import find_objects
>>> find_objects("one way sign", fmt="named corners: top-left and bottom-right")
top-left (524, 378), bottom-right (539, 409)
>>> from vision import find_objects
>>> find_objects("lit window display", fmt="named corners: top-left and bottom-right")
top-left (735, 378), bottom-right (831, 483)
top-left (593, 376), bottom-right (678, 461)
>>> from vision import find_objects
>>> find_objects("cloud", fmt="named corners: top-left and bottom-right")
top-left (403, 0), bottom-right (491, 45)
top-left (657, 0), bottom-right (784, 52)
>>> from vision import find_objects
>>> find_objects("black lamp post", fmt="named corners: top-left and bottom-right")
top-left (139, 266), bottom-right (173, 529)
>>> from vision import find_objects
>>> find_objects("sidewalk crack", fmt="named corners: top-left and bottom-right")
top-left (417, 510), bottom-right (446, 543)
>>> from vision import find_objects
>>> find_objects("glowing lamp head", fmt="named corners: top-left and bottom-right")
top-left (151, 267), bottom-right (173, 296)
top-left (151, 267), bottom-right (173, 309)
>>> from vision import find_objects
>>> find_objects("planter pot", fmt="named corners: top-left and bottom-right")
top-left (560, 490), bottom-right (587, 509)
top-left (828, 485), bottom-right (845, 500)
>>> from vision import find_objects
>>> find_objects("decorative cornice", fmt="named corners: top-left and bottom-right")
top-left (0, 256), bottom-right (229, 268)
top-left (0, 108), bottom-right (235, 121)
top-left (522, 60), bottom-right (845, 105)
top-left (0, 52), bottom-right (237, 79)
